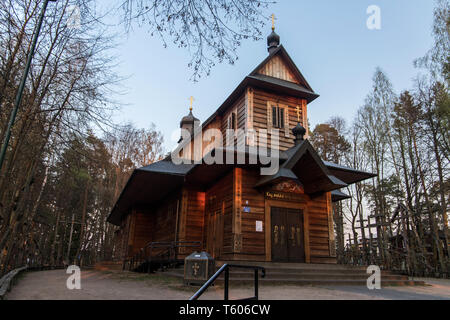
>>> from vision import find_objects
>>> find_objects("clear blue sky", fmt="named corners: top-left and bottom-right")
top-left (104, 0), bottom-right (436, 152)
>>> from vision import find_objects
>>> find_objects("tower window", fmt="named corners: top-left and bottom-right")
top-left (271, 105), bottom-right (285, 128)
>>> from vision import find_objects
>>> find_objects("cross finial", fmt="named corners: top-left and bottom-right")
top-left (295, 105), bottom-right (301, 122)
top-left (192, 263), bottom-right (200, 276)
top-left (271, 13), bottom-right (276, 31)
top-left (189, 96), bottom-right (194, 111)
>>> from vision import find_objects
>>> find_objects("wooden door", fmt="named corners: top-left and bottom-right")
top-left (271, 207), bottom-right (288, 261)
top-left (206, 209), bottom-right (223, 258)
top-left (286, 208), bottom-right (305, 262)
top-left (271, 207), bottom-right (305, 262)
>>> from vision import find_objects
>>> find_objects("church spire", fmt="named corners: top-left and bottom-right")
top-left (179, 97), bottom-right (200, 143)
top-left (267, 14), bottom-right (280, 54)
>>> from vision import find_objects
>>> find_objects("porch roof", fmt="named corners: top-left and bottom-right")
top-left (255, 140), bottom-right (348, 194)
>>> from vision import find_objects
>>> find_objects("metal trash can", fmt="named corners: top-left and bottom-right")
top-left (184, 251), bottom-right (215, 285)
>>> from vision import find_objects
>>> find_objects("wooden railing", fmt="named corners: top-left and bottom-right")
top-left (189, 264), bottom-right (266, 301)
top-left (123, 241), bottom-right (202, 272)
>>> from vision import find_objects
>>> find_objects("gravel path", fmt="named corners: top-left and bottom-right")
top-left (5, 269), bottom-right (450, 300)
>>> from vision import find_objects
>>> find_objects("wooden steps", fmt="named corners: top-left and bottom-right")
top-left (161, 262), bottom-right (426, 287)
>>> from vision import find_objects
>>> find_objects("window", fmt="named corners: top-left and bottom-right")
top-left (271, 105), bottom-right (285, 128)
top-left (228, 110), bottom-right (237, 130)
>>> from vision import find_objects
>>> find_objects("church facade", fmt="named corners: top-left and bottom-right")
top-left (107, 29), bottom-right (375, 264)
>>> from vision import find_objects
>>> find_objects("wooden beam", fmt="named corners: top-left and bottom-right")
top-left (232, 168), bottom-right (243, 253)
top-left (326, 192), bottom-right (336, 257)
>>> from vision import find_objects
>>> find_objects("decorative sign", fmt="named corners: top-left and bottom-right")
top-left (256, 221), bottom-right (263, 232)
top-left (272, 180), bottom-right (303, 194)
top-left (265, 191), bottom-right (306, 203)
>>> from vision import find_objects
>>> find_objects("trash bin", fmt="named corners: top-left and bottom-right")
top-left (184, 251), bottom-right (215, 285)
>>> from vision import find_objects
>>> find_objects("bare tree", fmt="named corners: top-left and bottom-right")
top-left (119, 0), bottom-right (273, 80)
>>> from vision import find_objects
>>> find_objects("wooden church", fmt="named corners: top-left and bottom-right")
top-left (107, 27), bottom-right (375, 265)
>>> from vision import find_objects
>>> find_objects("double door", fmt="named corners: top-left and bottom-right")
top-left (271, 207), bottom-right (305, 262)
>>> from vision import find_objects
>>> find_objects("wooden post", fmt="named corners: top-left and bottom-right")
top-left (232, 168), bottom-right (242, 253)
top-left (326, 193), bottom-right (336, 257)
top-left (368, 216), bottom-right (374, 264)
top-left (357, 218), bottom-right (368, 265)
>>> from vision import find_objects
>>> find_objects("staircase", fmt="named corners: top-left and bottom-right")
top-left (163, 261), bottom-right (426, 286)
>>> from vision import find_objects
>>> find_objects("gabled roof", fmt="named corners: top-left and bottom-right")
top-left (255, 140), bottom-right (348, 194)
top-left (202, 45), bottom-right (319, 129)
top-left (249, 45), bottom-right (315, 92)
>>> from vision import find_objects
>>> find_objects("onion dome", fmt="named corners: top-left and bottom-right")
top-left (292, 122), bottom-right (306, 145)
top-left (267, 30), bottom-right (280, 54)
top-left (180, 109), bottom-right (199, 128)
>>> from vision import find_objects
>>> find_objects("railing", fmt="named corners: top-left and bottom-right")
top-left (189, 264), bottom-right (266, 301)
top-left (123, 241), bottom-right (201, 272)
top-left (0, 266), bottom-right (27, 300)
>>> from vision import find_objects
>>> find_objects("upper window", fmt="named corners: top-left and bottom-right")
top-left (228, 110), bottom-right (237, 130)
top-left (271, 105), bottom-right (285, 129)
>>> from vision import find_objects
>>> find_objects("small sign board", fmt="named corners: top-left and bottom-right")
top-left (265, 191), bottom-right (305, 203)
top-left (256, 221), bottom-right (263, 232)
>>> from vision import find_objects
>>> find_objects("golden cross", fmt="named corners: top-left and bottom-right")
top-left (189, 96), bottom-right (194, 111)
top-left (271, 13), bottom-right (276, 31)
top-left (295, 105), bottom-right (301, 122)
top-left (192, 263), bottom-right (200, 276)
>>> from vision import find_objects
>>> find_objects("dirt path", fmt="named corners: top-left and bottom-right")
top-left (5, 269), bottom-right (450, 300)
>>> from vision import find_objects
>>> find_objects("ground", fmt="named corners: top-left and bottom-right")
top-left (5, 269), bottom-right (450, 300)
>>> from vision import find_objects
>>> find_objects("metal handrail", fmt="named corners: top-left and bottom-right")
top-left (189, 264), bottom-right (266, 301)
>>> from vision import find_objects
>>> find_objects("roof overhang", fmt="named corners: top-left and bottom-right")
top-left (107, 160), bottom-right (196, 226)
top-left (331, 190), bottom-right (351, 202)
top-left (323, 161), bottom-right (377, 184)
